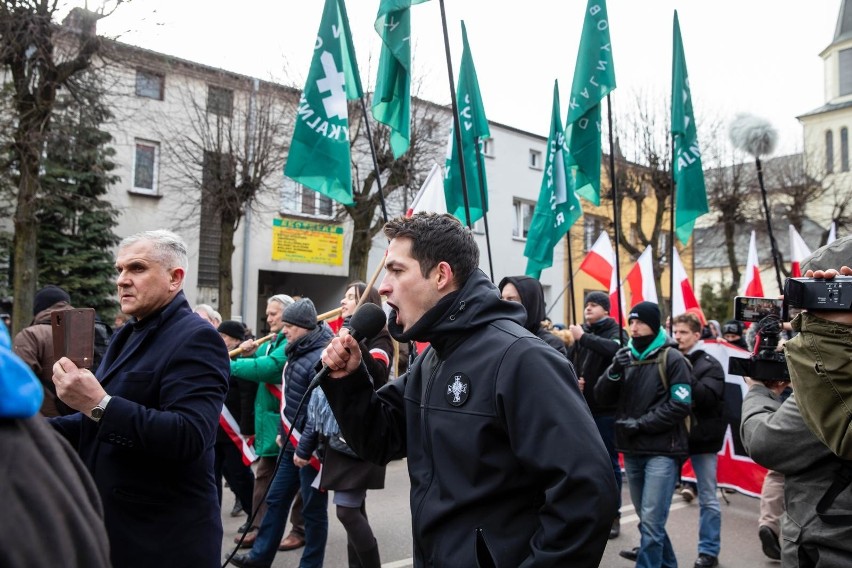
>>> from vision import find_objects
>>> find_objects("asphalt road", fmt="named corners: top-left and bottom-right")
top-left (221, 459), bottom-right (778, 568)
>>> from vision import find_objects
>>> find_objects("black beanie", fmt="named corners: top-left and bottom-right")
top-left (628, 301), bottom-right (661, 332)
top-left (33, 285), bottom-right (71, 315)
top-left (218, 320), bottom-right (246, 341)
top-left (584, 291), bottom-right (610, 312)
top-left (282, 298), bottom-right (317, 330)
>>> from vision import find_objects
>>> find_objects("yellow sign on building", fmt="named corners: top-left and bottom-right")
top-left (272, 218), bottom-right (344, 265)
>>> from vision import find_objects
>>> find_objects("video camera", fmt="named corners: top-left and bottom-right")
top-left (727, 314), bottom-right (789, 382)
top-left (784, 275), bottom-right (852, 311)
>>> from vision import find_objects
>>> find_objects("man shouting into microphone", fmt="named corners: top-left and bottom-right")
top-left (320, 213), bottom-right (617, 567)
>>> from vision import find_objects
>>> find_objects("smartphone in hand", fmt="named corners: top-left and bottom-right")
top-left (52, 308), bottom-right (96, 368)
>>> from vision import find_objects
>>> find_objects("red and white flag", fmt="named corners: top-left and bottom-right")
top-left (578, 231), bottom-right (615, 288)
top-left (828, 221), bottom-right (837, 245)
top-left (626, 245), bottom-right (658, 307)
top-left (741, 231), bottom-right (764, 296)
top-left (219, 406), bottom-right (257, 466)
top-left (671, 247), bottom-right (704, 319)
top-left (406, 163), bottom-right (446, 217)
top-left (789, 225), bottom-right (812, 278)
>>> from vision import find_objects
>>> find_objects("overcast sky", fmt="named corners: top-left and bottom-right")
top-left (74, 1), bottom-right (841, 158)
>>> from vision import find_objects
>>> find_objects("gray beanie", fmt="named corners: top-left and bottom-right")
top-left (584, 291), bottom-right (610, 312)
top-left (282, 298), bottom-right (317, 330)
top-left (801, 235), bottom-right (852, 273)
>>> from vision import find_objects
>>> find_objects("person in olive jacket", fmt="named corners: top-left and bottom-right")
top-left (595, 301), bottom-right (693, 568)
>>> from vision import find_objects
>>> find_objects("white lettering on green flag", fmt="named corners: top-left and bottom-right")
top-left (525, 80), bottom-right (583, 278)
top-left (565, 0), bottom-right (616, 206)
top-left (671, 10), bottom-right (708, 245)
top-left (444, 21), bottom-right (490, 225)
top-left (284, 0), bottom-right (363, 206)
top-left (372, 0), bottom-right (430, 158)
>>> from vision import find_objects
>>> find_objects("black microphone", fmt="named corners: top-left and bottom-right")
top-left (308, 302), bottom-right (387, 391)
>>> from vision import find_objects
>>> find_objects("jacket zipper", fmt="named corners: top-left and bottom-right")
top-left (412, 358), bottom-right (443, 562)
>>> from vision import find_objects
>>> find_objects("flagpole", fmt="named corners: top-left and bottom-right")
top-left (755, 156), bottom-right (784, 294)
top-left (546, 266), bottom-right (586, 318)
top-left (566, 229), bottom-right (577, 325)
top-left (669, 138), bottom-right (676, 325)
top-left (606, 94), bottom-right (624, 325)
top-left (358, 98), bottom-right (390, 224)
top-left (473, 137), bottom-right (494, 281)
top-left (437, 0), bottom-right (473, 228)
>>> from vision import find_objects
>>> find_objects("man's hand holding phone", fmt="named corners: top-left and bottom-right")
top-left (52, 357), bottom-right (106, 417)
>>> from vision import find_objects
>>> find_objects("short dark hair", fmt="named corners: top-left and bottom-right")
top-left (672, 312), bottom-right (702, 333)
top-left (383, 213), bottom-right (480, 287)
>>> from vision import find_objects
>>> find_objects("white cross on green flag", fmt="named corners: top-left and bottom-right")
top-left (444, 21), bottom-right (490, 226)
top-left (284, 0), bottom-right (363, 206)
top-left (671, 10), bottom-right (708, 245)
top-left (372, 0), bottom-right (430, 158)
top-left (565, 0), bottom-right (616, 206)
top-left (525, 80), bottom-right (583, 278)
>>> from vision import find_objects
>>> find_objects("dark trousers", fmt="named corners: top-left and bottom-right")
top-left (215, 441), bottom-right (255, 515)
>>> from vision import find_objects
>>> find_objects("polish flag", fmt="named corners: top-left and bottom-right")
top-left (608, 267), bottom-right (626, 327)
top-left (741, 231), bottom-right (764, 296)
top-left (626, 245), bottom-right (658, 307)
top-left (671, 247), bottom-right (704, 320)
top-left (828, 221), bottom-right (837, 245)
top-left (406, 163), bottom-right (446, 217)
top-left (789, 225), bottom-right (812, 278)
top-left (578, 231), bottom-right (615, 288)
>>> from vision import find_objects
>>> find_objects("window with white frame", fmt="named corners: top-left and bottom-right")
top-left (135, 69), bottom-right (164, 100)
top-left (280, 179), bottom-right (334, 218)
top-left (512, 198), bottom-right (535, 240)
top-left (529, 149), bottom-right (543, 169)
top-left (480, 137), bottom-right (494, 157)
top-left (207, 85), bottom-right (234, 117)
top-left (583, 215), bottom-right (607, 251)
top-left (132, 140), bottom-right (159, 195)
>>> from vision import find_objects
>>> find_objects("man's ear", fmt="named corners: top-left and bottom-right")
top-left (433, 261), bottom-right (455, 292)
top-left (169, 266), bottom-right (186, 291)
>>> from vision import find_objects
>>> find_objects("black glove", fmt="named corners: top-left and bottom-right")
top-left (616, 417), bottom-right (641, 436)
top-left (609, 347), bottom-right (633, 376)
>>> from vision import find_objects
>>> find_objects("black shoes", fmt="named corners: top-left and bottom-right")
top-left (609, 517), bottom-right (621, 539)
top-left (759, 525), bottom-right (781, 560)
top-left (618, 547), bottom-right (639, 561)
top-left (229, 552), bottom-right (271, 568)
top-left (694, 553), bottom-right (719, 567)
top-left (230, 499), bottom-right (244, 517)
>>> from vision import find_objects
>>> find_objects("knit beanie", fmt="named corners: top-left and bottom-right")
top-left (584, 291), bottom-right (610, 312)
top-left (282, 298), bottom-right (317, 330)
top-left (218, 320), bottom-right (246, 341)
top-left (628, 301), bottom-right (661, 331)
top-left (33, 285), bottom-right (71, 315)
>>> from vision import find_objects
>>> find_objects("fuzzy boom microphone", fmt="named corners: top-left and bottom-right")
top-left (729, 113), bottom-right (784, 293)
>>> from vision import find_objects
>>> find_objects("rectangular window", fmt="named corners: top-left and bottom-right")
top-left (207, 85), bottom-right (234, 117)
top-left (135, 69), bottom-right (164, 100)
top-left (529, 149), bottom-right (543, 169)
top-left (132, 140), bottom-right (159, 194)
top-left (281, 180), bottom-right (334, 218)
top-left (842, 127), bottom-right (849, 172)
top-left (840, 48), bottom-right (852, 97)
top-left (583, 215), bottom-right (607, 251)
top-left (512, 198), bottom-right (535, 240)
top-left (826, 130), bottom-right (835, 174)
top-left (481, 138), bottom-right (494, 157)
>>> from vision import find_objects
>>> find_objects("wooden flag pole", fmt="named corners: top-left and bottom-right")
top-left (437, 0), bottom-right (473, 228)
top-left (228, 306), bottom-right (345, 358)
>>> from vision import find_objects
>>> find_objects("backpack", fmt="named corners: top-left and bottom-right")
top-left (634, 346), bottom-right (693, 432)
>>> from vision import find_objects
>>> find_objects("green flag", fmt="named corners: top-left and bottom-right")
top-left (565, 0), bottom-right (616, 206)
top-left (671, 10), bottom-right (708, 245)
top-left (444, 21), bottom-right (490, 225)
top-left (284, 0), bottom-right (363, 206)
top-left (525, 81), bottom-right (583, 278)
top-left (372, 0), bottom-right (429, 158)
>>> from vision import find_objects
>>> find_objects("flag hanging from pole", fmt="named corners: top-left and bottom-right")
top-left (444, 21), bottom-right (490, 225)
top-left (742, 231), bottom-right (765, 297)
top-left (671, 247), bottom-right (704, 319)
top-left (524, 80), bottom-right (583, 278)
top-left (565, 0), bottom-right (616, 206)
top-left (579, 231), bottom-right (615, 288)
top-left (671, 10), bottom-right (708, 245)
top-left (372, 0), bottom-right (430, 158)
top-left (626, 245), bottom-right (658, 307)
top-left (284, 0), bottom-right (363, 206)
top-left (407, 163), bottom-right (446, 216)
top-left (789, 225), bottom-right (812, 278)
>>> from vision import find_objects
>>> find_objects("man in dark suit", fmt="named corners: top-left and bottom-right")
top-left (50, 229), bottom-right (230, 568)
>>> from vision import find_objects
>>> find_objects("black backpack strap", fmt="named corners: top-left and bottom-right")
top-left (816, 460), bottom-right (852, 525)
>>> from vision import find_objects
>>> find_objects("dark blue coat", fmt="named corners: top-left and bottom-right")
top-left (51, 291), bottom-right (229, 568)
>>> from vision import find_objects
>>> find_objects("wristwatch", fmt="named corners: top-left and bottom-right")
top-left (90, 394), bottom-right (112, 423)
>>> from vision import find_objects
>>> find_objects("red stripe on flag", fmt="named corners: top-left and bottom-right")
top-left (579, 251), bottom-right (612, 288)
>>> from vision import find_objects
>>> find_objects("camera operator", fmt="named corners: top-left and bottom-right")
top-left (740, 238), bottom-right (852, 565)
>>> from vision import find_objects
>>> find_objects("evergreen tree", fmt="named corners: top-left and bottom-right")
top-left (36, 72), bottom-right (120, 316)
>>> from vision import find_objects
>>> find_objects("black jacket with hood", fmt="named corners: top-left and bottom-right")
top-left (321, 269), bottom-right (617, 568)
top-left (497, 275), bottom-right (568, 357)
top-left (685, 348), bottom-right (726, 455)
top-left (572, 316), bottom-right (627, 416)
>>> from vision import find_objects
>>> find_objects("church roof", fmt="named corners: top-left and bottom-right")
top-left (832, 0), bottom-right (852, 47)
top-left (798, 98), bottom-right (852, 119)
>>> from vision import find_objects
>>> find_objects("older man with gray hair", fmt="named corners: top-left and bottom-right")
top-left (49, 229), bottom-right (230, 568)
